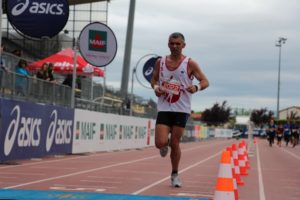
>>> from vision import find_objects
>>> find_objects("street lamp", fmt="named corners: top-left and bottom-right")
top-left (275, 37), bottom-right (287, 119)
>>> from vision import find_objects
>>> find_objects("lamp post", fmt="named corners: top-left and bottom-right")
top-left (275, 37), bottom-right (287, 120)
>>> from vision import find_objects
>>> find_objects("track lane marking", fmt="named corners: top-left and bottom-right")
top-left (131, 151), bottom-right (222, 195)
top-left (256, 143), bottom-right (266, 200)
top-left (3, 143), bottom-right (226, 190)
top-left (281, 148), bottom-right (300, 160)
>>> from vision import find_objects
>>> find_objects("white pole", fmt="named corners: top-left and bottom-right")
top-left (247, 121), bottom-right (254, 157)
top-left (129, 68), bottom-right (135, 116)
top-left (71, 40), bottom-right (77, 108)
top-left (0, 0), bottom-right (3, 57)
top-left (91, 74), bottom-right (93, 100)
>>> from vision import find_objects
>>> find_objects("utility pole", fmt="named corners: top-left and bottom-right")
top-left (275, 37), bottom-right (287, 120)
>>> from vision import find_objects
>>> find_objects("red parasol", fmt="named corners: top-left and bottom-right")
top-left (27, 48), bottom-right (105, 77)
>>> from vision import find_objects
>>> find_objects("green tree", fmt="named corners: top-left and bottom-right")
top-left (250, 108), bottom-right (274, 127)
top-left (201, 101), bottom-right (231, 126)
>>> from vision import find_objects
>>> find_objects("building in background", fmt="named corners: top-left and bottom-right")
top-left (279, 106), bottom-right (300, 120)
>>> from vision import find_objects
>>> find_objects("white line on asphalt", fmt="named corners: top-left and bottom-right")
top-left (131, 151), bottom-right (222, 195)
top-left (281, 148), bottom-right (300, 160)
top-left (3, 144), bottom-right (215, 189)
top-left (256, 143), bottom-right (266, 200)
top-left (3, 155), bottom-right (158, 189)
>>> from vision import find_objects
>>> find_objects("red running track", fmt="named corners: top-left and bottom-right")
top-left (0, 138), bottom-right (299, 200)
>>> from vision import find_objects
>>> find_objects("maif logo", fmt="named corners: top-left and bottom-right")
top-left (6, 0), bottom-right (69, 39)
top-left (89, 30), bottom-right (107, 52)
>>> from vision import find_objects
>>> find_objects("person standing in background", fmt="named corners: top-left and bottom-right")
top-left (15, 59), bottom-right (30, 96)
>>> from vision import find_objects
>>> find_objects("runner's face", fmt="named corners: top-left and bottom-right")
top-left (168, 37), bottom-right (185, 56)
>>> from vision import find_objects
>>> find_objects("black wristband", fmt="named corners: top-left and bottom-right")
top-left (194, 85), bottom-right (198, 91)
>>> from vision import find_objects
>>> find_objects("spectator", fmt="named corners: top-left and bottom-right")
top-left (36, 63), bottom-right (49, 80)
top-left (12, 49), bottom-right (23, 57)
top-left (15, 59), bottom-right (30, 96)
top-left (0, 44), bottom-right (7, 71)
top-left (47, 63), bottom-right (55, 82)
top-left (0, 44), bottom-right (8, 86)
top-left (62, 74), bottom-right (72, 87)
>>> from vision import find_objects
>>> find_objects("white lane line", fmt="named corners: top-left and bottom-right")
top-left (256, 143), bottom-right (266, 200)
top-left (281, 148), bottom-right (300, 160)
top-left (3, 142), bottom-right (226, 190)
top-left (0, 142), bottom-right (216, 170)
top-left (3, 155), bottom-right (157, 189)
top-left (131, 151), bottom-right (222, 195)
top-left (0, 150), bottom-right (136, 170)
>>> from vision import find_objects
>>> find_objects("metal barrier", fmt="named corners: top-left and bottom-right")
top-left (0, 68), bottom-right (157, 118)
top-left (0, 69), bottom-right (72, 107)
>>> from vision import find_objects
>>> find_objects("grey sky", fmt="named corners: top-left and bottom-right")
top-left (105, 0), bottom-right (300, 112)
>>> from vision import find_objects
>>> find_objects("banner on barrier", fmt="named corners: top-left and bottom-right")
top-left (0, 99), bottom-right (74, 161)
top-left (73, 109), bottom-right (155, 153)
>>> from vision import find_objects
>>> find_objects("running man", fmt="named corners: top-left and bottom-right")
top-left (290, 120), bottom-right (299, 147)
top-left (151, 32), bottom-right (209, 187)
top-left (283, 121), bottom-right (291, 146)
top-left (276, 123), bottom-right (284, 147)
top-left (267, 119), bottom-right (276, 147)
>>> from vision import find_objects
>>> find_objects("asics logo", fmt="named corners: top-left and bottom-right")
top-left (4, 105), bottom-right (42, 156)
top-left (11, 0), bottom-right (65, 16)
top-left (46, 110), bottom-right (73, 152)
top-left (144, 67), bottom-right (153, 76)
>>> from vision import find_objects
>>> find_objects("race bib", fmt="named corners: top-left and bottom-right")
top-left (161, 79), bottom-right (181, 95)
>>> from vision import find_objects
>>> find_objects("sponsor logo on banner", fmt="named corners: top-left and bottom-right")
top-left (79, 22), bottom-right (117, 67)
top-left (0, 99), bottom-right (74, 161)
top-left (143, 56), bottom-right (161, 83)
top-left (6, 0), bottom-right (69, 39)
top-left (46, 110), bottom-right (73, 152)
top-left (4, 105), bottom-right (42, 156)
top-left (105, 124), bottom-right (117, 140)
top-left (99, 124), bottom-right (105, 140)
top-left (75, 121), bottom-right (96, 140)
top-left (89, 30), bottom-right (107, 52)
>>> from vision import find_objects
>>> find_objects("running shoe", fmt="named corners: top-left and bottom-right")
top-left (171, 173), bottom-right (182, 187)
top-left (160, 146), bottom-right (169, 157)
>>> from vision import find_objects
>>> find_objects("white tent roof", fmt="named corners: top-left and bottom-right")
top-left (236, 116), bottom-right (250, 125)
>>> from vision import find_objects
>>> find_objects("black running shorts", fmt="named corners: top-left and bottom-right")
top-left (156, 111), bottom-right (190, 128)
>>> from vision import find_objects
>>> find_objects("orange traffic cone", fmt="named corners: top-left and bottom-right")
top-left (232, 144), bottom-right (244, 186)
top-left (241, 141), bottom-right (250, 169)
top-left (214, 150), bottom-right (236, 200)
top-left (226, 147), bottom-right (239, 200)
top-left (238, 142), bottom-right (248, 176)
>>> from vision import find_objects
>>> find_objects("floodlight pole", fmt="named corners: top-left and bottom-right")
top-left (0, 0), bottom-right (3, 58)
top-left (71, 38), bottom-right (77, 108)
top-left (275, 37), bottom-right (287, 120)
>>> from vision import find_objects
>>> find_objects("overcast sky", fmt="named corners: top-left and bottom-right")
top-left (104, 0), bottom-right (300, 113)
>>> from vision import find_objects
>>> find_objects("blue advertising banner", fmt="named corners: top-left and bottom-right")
top-left (6, 0), bottom-right (69, 39)
top-left (142, 56), bottom-right (161, 83)
top-left (0, 99), bottom-right (74, 162)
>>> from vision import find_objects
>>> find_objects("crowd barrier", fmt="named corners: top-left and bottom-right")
top-left (0, 97), bottom-right (230, 162)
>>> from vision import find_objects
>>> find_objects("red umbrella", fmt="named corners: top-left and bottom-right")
top-left (27, 48), bottom-right (105, 77)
